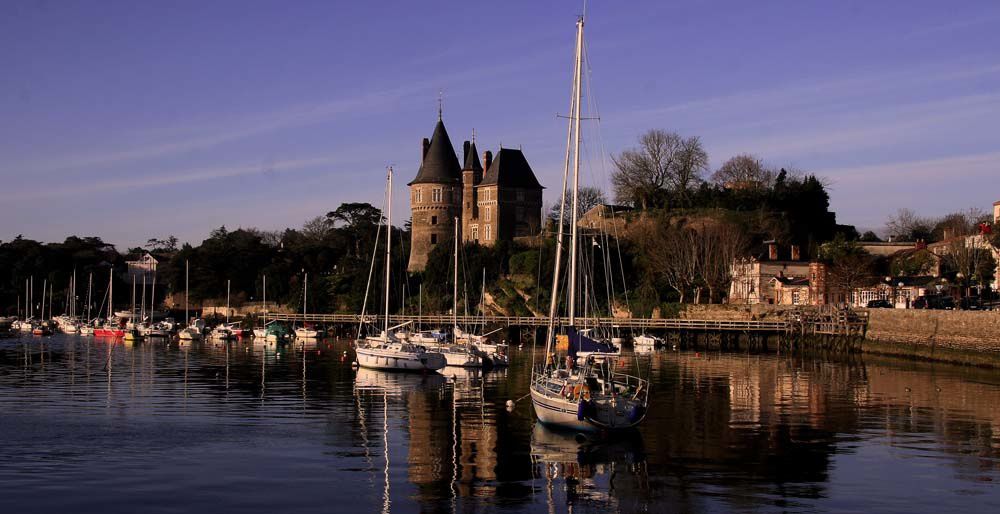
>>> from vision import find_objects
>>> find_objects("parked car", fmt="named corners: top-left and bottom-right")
top-left (866, 299), bottom-right (893, 308)
top-left (959, 297), bottom-right (983, 310)
top-left (913, 295), bottom-right (955, 310)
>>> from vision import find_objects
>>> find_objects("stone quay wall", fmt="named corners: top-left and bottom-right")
top-left (863, 309), bottom-right (1000, 366)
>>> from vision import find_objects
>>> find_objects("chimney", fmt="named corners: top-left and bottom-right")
top-left (768, 243), bottom-right (778, 261)
top-left (462, 141), bottom-right (471, 166)
top-left (791, 245), bottom-right (801, 261)
top-left (942, 227), bottom-right (953, 241)
top-left (483, 150), bottom-right (493, 171)
top-left (421, 137), bottom-right (430, 160)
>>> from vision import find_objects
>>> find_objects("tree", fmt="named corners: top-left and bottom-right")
top-left (548, 186), bottom-right (607, 221)
top-left (820, 235), bottom-right (874, 304)
top-left (611, 130), bottom-right (707, 210)
top-left (711, 154), bottom-right (774, 190)
top-left (859, 231), bottom-right (881, 242)
top-left (885, 208), bottom-right (933, 242)
top-left (326, 202), bottom-right (383, 228)
top-left (694, 221), bottom-right (748, 303)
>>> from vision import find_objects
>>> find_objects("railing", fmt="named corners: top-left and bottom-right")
top-left (265, 313), bottom-right (791, 332)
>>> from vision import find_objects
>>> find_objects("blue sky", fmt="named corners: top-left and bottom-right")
top-left (2, 0), bottom-right (998, 248)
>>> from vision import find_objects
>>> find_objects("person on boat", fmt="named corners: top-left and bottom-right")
top-left (545, 352), bottom-right (555, 371)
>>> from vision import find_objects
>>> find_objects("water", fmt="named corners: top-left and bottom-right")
top-left (1, 334), bottom-right (998, 513)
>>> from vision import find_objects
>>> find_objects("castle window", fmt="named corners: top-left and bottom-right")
top-left (486, 206), bottom-right (491, 222)
top-left (431, 215), bottom-right (437, 225)
top-left (485, 224), bottom-right (492, 241)
top-left (471, 225), bottom-right (479, 241)
top-left (516, 190), bottom-right (524, 202)
top-left (431, 233), bottom-right (438, 245)
top-left (414, 189), bottom-right (422, 203)
top-left (432, 188), bottom-right (442, 202)
top-left (516, 207), bottom-right (524, 221)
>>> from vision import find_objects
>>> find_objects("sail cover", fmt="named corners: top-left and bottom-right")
top-left (567, 327), bottom-right (617, 358)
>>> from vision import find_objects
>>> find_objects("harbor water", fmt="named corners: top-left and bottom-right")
top-left (1, 334), bottom-right (998, 513)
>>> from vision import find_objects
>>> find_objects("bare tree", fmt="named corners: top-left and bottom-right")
top-left (632, 217), bottom-right (697, 302)
top-left (938, 208), bottom-right (995, 295)
top-left (548, 186), bottom-right (607, 221)
top-left (611, 130), bottom-right (707, 209)
top-left (711, 154), bottom-right (775, 189)
top-left (884, 208), bottom-right (933, 242)
top-left (694, 221), bottom-right (748, 303)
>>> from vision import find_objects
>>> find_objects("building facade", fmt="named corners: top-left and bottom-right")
top-left (408, 116), bottom-right (543, 272)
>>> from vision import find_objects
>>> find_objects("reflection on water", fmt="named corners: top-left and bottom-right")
top-left (0, 335), bottom-right (998, 513)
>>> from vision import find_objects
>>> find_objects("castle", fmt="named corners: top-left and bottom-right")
top-left (407, 115), bottom-right (544, 272)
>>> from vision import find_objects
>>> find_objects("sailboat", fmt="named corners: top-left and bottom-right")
top-left (529, 16), bottom-right (649, 432)
top-left (95, 268), bottom-right (125, 337)
top-left (355, 167), bottom-right (446, 372)
top-left (415, 221), bottom-right (484, 368)
top-left (294, 273), bottom-right (320, 339)
top-left (210, 280), bottom-right (238, 341)
top-left (79, 273), bottom-right (95, 336)
top-left (178, 261), bottom-right (204, 341)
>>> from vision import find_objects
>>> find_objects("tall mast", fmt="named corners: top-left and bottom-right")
top-left (86, 273), bottom-right (93, 321)
top-left (131, 274), bottom-right (137, 322)
top-left (151, 272), bottom-right (156, 323)
top-left (25, 279), bottom-right (29, 320)
top-left (226, 279), bottom-right (231, 324)
top-left (543, 16), bottom-right (584, 355)
top-left (453, 218), bottom-right (459, 332)
top-left (30, 276), bottom-right (33, 319)
top-left (568, 16), bottom-right (584, 325)
top-left (141, 273), bottom-right (147, 324)
top-left (263, 275), bottom-right (267, 329)
top-left (303, 273), bottom-right (308, 319)
top-left (383, 167), bottom-right (393, 337)
top-left (41, 279), bottom-right (47, 321)
top-left (184, 260), bottom-right (189, 325)
top-left (109, 267), bottom-right (114, 320)
top-left (72, 268), bottom-right (77, 318)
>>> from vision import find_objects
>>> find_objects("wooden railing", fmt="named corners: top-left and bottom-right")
top-left (264, 313), bottom-right (791, 332)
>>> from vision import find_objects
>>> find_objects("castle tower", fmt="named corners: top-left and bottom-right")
top-left (460, 137), bottom-right (484, 243)
top-left (407, 116), bottom-right (462, 272)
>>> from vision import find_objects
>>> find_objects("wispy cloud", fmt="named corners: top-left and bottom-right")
top-left (12, 155), bottom-right (344, 202)
top-left (820, 150), bottom-right (1000, 185)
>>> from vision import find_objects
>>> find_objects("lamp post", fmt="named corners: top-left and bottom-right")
top-left (898, 281), bottom-right (905, 309)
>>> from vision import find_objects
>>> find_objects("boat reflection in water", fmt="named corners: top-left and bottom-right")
top-left (530, 423), bottom-right (647, 510)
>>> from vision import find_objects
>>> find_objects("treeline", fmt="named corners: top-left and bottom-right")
top-left (0, 203), bottom-right (410, 318)
top-left (611, 129), bottom-right (856, 248)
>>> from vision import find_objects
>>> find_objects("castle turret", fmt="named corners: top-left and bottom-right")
top-left (461, 138), bottom-right (483, 243)
top-left (407, 117), bottom-right (462, 272)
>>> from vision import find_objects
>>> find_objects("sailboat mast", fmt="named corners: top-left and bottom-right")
top-left (226, 279), bottom-right (231, 324)
top-left (453, 218), bottom-right (459, 332)
top-left (184, 260), bottom-right (189, 325)
top-left (109, 267), bottom-right (113, 321)
top-left (86, 273), bottom-right (92, 321)
top-left (383, 167), bottom-right (393, 336)
top-left (543, 16), bottom-right (583, 354)
top-left (263, 275), bottom-right (267, 329)
top-left (41, 279), bottom-right (47, 321)
top-left (568, 16), bottom-right (584, 326)
top-left (151, 272), bottom-right (156, 323)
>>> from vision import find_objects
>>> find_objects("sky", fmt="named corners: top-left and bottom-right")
top-left (2, 0), bottom-right (998, 248)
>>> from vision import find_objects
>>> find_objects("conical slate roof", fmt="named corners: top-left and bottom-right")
top-left (478, 148), bottom-right (544, 189)
top-left (409, 120), bottom-right (462, 185)
top-left (463, 140), bottom-right (483, 171)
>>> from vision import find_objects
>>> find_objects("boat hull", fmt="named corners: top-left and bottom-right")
top-left (356, 347), bottom-right (446, 372)
top-left (530, 387), bottom-right (597, 432)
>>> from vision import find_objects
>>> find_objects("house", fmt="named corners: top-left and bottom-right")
top-left (729, 243), bottom-right (810, 304)
top-left (125, 252), bottom-right (160, 282)
top-left (577, 204), bottom-right (633, 234)
top-left (771, 275), bottom-right (811, 305)
top-left (407, 114), bottom-right (544, 272)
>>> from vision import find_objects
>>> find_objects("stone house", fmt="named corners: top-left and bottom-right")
top-left (729, 243), bottom-right (810, 304)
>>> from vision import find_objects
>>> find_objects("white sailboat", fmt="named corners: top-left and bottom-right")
top-left (210, 280), bottom-right (237, 341)
top-left (418, 221), bottom-right (484, 368)
top-left (178, 261), bottom-right (204, 341)
top-left (355, 167), bottom-right (446, 372)
top-left (529, 16), bottom-right (649, 432)
top-left (294, 273), bottom-right (320, 339)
